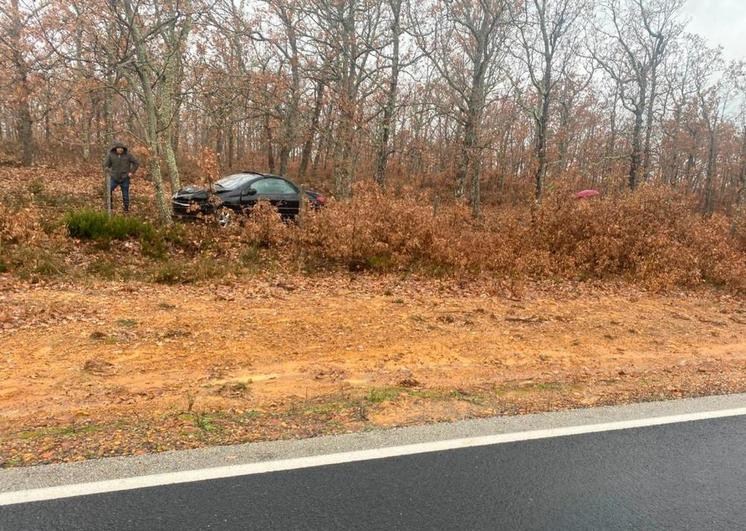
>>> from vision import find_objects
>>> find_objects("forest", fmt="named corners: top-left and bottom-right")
top-left (1, 0), bottom-right (744, 219)
top-left (2, 0), bottom-right (746, 468)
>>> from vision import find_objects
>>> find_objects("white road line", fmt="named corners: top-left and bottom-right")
top-left (2, 406), bottom-right (745, 506)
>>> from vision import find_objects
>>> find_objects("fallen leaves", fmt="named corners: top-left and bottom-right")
top-left (1, 277), bottom-right (745, 467)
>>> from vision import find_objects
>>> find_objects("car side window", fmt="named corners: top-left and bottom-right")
top-left (250, 178), bottom-right (298, 195)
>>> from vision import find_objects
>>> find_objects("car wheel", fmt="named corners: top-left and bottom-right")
top-left (216, 207), bottom-right (233, 227)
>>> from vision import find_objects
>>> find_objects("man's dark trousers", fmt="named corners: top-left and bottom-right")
top-left (110, 177), bottom-right (130, 212)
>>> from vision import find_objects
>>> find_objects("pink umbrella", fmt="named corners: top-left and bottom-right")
top-left (574, 189), bottom-right (601, 200)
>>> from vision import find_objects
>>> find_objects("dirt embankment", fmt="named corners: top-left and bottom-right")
top-left (1, 276), bottom-right (745, 466)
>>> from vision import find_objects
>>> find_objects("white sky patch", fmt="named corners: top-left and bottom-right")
top-left (684, 0), bottom-right (746, 60)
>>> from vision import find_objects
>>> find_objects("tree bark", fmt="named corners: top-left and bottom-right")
top-left (8, 0), bottom-right (33, 166)
top-left (642, 65), bottom-right (657, 181)
top-left (299, 79), bottom-right (325, 180)
top-left (703, 123), bottom-right (717, 215)
top-left (121, 0), bottom-right (172, 224)
top-left (374, 0), bottom-right (402, 188)
top-left (738, 126), bottom-right (746, 209)
top-left (629, 100), bottom-right (645, 190)
top-left (276, 3), bottom-right (301, 177)
top-left (264, 114), bottom-right (276, 173)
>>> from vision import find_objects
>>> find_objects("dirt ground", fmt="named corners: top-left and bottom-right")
top-left (1, 275), bottom-right (745, 467)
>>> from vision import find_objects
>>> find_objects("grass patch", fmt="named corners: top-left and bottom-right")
top-left (303, 402), bottom-right (345, 416)
top-left (366, 386), bottom-right (403, 404)
top-left (193, 413), bottom-right (218, 432)
top-left (151, 256), bottom-right (229, 285)
top-left (407, 388), bottom-right (453, 400)
top-left (1, 456), bottom-right (23, 467)
top-left (8, 246), bottom-right (67, 279)
top-left (86, 257), bottom-right (120, 280)
top-left (17, 423), bottom-right (102, 440)
top-left (152, 260), bottom-right (188, 284)
top-left (242, 410), bottom-right (263, 420)
top-left (239, 245), bottom-right (263, 272)
top-left (493, 381), bottom-right (569, 396)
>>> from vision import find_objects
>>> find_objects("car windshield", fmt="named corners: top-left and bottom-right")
top-left (214, 174), bottom-right (258, 190)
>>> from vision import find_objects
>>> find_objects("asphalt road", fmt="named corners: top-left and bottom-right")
top-left (3, 414), bottom-right (745, 530)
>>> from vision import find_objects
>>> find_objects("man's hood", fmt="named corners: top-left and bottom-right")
top-left (110, 141), bottom-right (128, 153)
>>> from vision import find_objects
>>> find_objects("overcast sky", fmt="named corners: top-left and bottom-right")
top-left (684, 0), bottom-right (746, 60)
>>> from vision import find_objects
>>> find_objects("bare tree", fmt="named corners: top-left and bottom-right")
top-left (510, 0), bottom-right (588, 203)
top-left (109, 0), bottom-right (196, 223)
top-left (593, 0), bottom-right (684, 189)
top-left (299, 75), bottom-right (326, 179)
top-left (303, 0), bottom-right (386, 197)
top-left (658, 34), bottom-right (697, 186)
top-left (373, 0), bottom-right (404, 188)
top-left (0, 0), bottom-right (35, 165)
top-left (250, 0), bottom-right (305, 176)
top-left (734, 61), bottom-right (746, 215)
top-left (688, 36), bottom-right (729, 215)
top-left (412, 0), bottom-right (511, 216)
top-left (158, 0), bottom-right (193, 191)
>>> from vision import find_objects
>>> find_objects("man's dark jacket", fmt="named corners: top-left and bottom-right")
top-left (103, 141), bottom-right (139, 182)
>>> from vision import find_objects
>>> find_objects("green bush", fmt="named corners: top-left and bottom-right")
top-left (64, 209), bottom-right (155, 242)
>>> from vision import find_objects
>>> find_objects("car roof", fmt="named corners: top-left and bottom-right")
top-left (236, 171), bottom-right (298, 184)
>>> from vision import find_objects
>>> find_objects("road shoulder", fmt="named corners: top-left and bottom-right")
top-left (2, 392), bottom-right (745, 500)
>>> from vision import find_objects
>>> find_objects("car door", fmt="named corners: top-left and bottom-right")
top-left (248, 178), bottom-right (301, 218)
top-left (237, 182), bottom-right (259, 211)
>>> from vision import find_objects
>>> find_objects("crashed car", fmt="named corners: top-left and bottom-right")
top-left (171, 171), bottom-right (326, 225)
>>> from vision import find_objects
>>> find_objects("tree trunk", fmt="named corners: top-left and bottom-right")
top-left (122, 0), bottom-right (171, 224)
top-left (738, 126), bottom-right (746, 209)
top-left (642, 67), bottom-right (658, 181)
top-left (9, 0), bottom-right (33, 166)
top-left (333, 110), bottom-right (354, 197)
top-left (463, 72), bottom-right (485, 215)
top-left (264, 114), bottom-right (275, 173)
top-left (158, 23), bottom-right (190, 191)
top-left (103, 84), bottom-right (114, 146)
top-left (605, 91), bottom-right (618, 179)
top-left (629, 104), bottom-right (645, 190)
top-left (162, 136), bottom-right (180, 192)
top-left (82, 112), bottom-right (91, 161)
top-left (556, 99), bottom-right (572, 174)
top-left (277, 7), bottom-right (301, 177)
top-left (17, 100), bottom-right (33, 166)
top-left (374, 0), bottom-right (402, 188)
top-left (299, 79), bottom-right (325, 180)
top-left (533, 86), bottom-right (551, 204)
top-left (455, 119), bottom-right (472, 200)
top-left (227, 124), bottom-right (234, 169)
top-left (703, 125), bottom-right (717, 215)
top-left (215, 124), bottom-right (224, 163)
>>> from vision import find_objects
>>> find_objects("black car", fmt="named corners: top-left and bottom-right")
top-left (171, 171), bottom-right (326, 225)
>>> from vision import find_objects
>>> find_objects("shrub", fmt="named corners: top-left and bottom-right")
top-left (277, 183), bottom-right (746, 291)
top-left (64, 209), bottom-right (156, 242)
top-left (527, 188), bottom-right (746, 290)
top-left (240, 201), bottom-right (291, 248)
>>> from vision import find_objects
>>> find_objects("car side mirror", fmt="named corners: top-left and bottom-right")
top-left (244, 188), bottom-right (257, 196)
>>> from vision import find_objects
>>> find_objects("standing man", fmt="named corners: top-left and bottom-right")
top-left (103, 141), bottom-right (139, 213)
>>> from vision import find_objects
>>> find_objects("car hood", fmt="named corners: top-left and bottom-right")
top-left (173, 185), bottom-right (230, 201)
